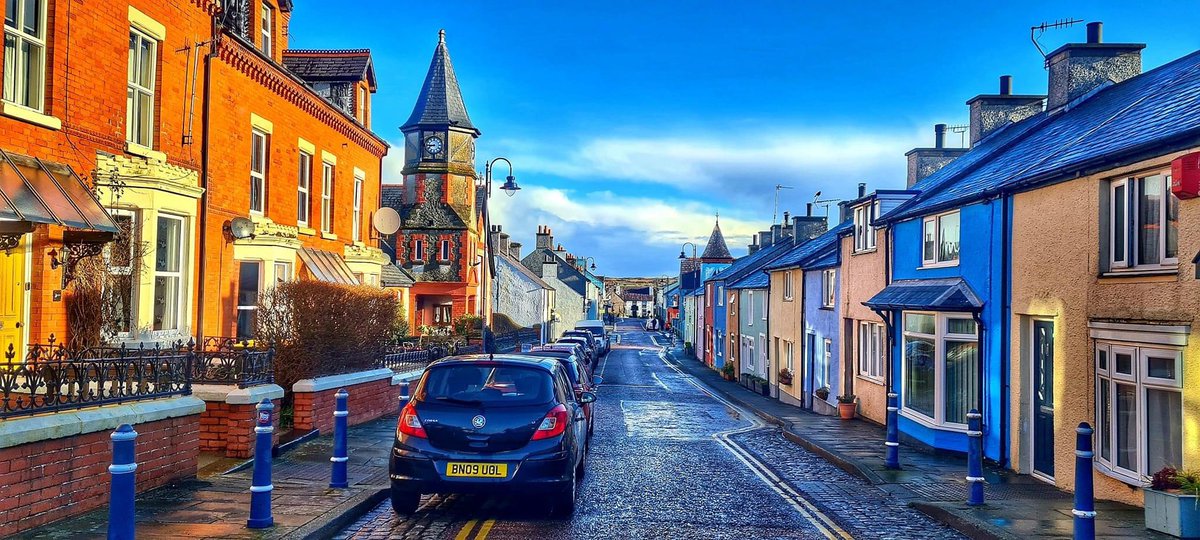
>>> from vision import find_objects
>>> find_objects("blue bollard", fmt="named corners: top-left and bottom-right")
top-left (247, 399), bottom-right (275, 529)
top-left (398, 381), bottom-right (411, 408)
top-left (1073, 423), bottom-right (1096, 539)
top-left (966, 409), bottom-right (985, 506)
top-left (107, 424), bottom-right (138, 540)
top-left (330, 389), bottom-right (350, 489)
top-left (885, 392), bottom-right (900, 469)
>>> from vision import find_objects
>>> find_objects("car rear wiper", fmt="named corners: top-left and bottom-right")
top-left (433, 396), bottom-right (484, 406)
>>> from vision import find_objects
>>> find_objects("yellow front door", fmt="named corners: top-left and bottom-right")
top-left (0, 237), bottom-right (27, 361)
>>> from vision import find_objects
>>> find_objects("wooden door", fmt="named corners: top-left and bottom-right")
top-left (0, 239), bottom-right (27, 359)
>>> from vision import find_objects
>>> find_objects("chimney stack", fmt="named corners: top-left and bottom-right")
top-left (792, 215), bottom-right (827, 244)
top-left (541, 254), bottom-right (558, 280)
top-left (1045, 22), bottom-right (1143, 112)
top-left (966, 75), bottom-right (1044, 147)
top-left (509, 241), bottom-right (522, 260)
top-left (906, 124), bottom-right (969, 187)
top-left (498, 232), bottom-right (510, 258)
top-left (748, 236), bottom-right (760, 255)
top-left (758, 231), bottom-right (773, 249)
top-left (771, 223), bottom-right (783, 244)
top-left (535, 225), bottom-right (553, 249)
top-left (857, 182), bottom-right (867, 198)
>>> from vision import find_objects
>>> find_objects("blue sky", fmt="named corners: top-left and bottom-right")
top-left (287, 1), bottom-right (1199, 277)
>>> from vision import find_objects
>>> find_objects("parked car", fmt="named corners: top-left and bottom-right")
top-left (574, 320), bottom-right (609, 353)
top-left (555, 336), bottom-right (595, 366)
top-left (390, 355), bottom-right (594, 517)
top-left (563, 330), bottom-right (602, 358)
top-left (538, 343), bottom-right (592, 373)
top-left (522, 348), bottom-right (602, 437)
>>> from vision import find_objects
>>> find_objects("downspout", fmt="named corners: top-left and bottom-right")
top-left (799, 268), bottom-right (808, 410)
top-left (883, 224), bottom-right (893, 410)
top-left (973, 309), bottom-right (986, 459)
top-left (196, 22), bottom-right (218, 342)
top-left (1000, 194), bottom-right (1011, 467)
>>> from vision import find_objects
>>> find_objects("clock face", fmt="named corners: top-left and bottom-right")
top-left (424, 136), bottom-right (444, 156)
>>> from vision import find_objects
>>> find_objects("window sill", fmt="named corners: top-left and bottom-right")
top-left (919, 261), bottom-right (960, 270)
top-left (1093, 461), bottom-right (1147, 488)
top-left (852, 248), bottom-right (878, 256)
top-left (354, 241), bottom-right (365, 247)
top-left (856, 374), bottom-right (885, 385)
top-left (2, 102), bottom-right (62, 130)
top-left (900, 408), bottom-right (969, 433)
top-left (1098, 267), bottom-right (1178, 279)
top-left (298, 226), bottom-right (316, 236)
top-left (819, 306), bottom-right (834, 311)
top-left (125, 141), bottom-right (166, 162)
top-left (321, 232), bottom-right (338, 240)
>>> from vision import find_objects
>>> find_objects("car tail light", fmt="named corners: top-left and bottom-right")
top-left (398, 402), bottom-right (427, 439)
top-left (531, 404), bottom-right (569, 440)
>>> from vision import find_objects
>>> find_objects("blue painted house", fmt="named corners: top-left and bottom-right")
top-left (697, 220), bottom-right (734, 366)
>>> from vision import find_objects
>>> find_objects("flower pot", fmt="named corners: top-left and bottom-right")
top-left (1145, 488), bottom-right (1200, 538)
top-left (778, 376), bottom-right (793, 386)
top-left (837, 402), bottom-right (856, 420)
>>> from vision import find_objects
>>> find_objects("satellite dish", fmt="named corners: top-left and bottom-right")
top-left (228, 217), bottom-right (255, 240)
top-left (373, 207), bottom-right (401, 235)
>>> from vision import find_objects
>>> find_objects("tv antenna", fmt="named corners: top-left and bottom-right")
top-left (773, 184), bottom-right (793, 224)
top-left (1031, 18), bottom-right (1084, 69)
top-left (812, 191), bottom-right (840, 219)
top-left (946, 124), bottom-right (969, 148)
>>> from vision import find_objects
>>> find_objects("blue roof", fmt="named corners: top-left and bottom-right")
top-left (706, 240), bottom-right (794, 284)
top-left (804, 248), bottom-right (839, 270)
top-left (863, 278), bottom-right (983, 312)
top-left (763, 220), bottom-right (852, 271)
top-left (884, 50), bottom-right (1200, 223)
top-left (728, 271), bottom-right (768, 290)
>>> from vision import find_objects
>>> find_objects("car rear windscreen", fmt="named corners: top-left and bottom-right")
top-left (420, 365), bottom-right (553, 406)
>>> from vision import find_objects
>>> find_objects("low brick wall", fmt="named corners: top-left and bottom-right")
top-left (293, 369), bottom-right (403, 434)
top-left (0, 397), bottom-right (205, 534)
top-left (194, 384), bottom-right (285, 458)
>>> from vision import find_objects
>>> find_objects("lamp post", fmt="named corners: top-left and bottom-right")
top-left (678, 242), bottom-right (699, 339)
top-left (480, 158), bottom-right (520, 352)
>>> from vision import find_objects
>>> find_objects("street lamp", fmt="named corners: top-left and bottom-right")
top-left (478, 157), bottom-right (521, 351)
top-left (484, 157), bottom-right (521, 198)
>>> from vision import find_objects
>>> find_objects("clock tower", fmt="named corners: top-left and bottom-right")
top-left (394, 30), bottom-right (484, 331)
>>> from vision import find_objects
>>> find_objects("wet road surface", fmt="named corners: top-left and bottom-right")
top-left (335, 321), bottom-right (963, 539)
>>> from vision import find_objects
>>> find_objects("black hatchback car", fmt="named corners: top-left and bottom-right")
top-left (390, 355), bottom-right (594, 517)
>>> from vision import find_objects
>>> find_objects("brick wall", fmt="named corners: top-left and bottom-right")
top-left (0, 413), bottom-right (200, 534)
top-left (199, 399), bottom-right (281, 458)
top-left (292, 378), bottom-right (400, 434)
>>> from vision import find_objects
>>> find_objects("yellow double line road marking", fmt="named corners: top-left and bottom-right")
top-left (453, 518), bottom-right (496, 540)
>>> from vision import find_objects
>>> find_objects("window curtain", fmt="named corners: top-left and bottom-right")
top-left (943, 341), bottom-right (978, 424)
top-left (1115, 383), bottom-right (1137, 471)
top-left (1145, 388), bottom-right (1182, 473)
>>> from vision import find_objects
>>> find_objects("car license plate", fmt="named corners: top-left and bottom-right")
top-left (446, 462), bottom-right (508, 478)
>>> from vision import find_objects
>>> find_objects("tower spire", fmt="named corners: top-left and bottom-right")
top-left (402, 30), bottom-right (478, 134)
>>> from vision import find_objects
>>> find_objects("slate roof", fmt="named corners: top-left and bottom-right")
top-left (382, 184), bottom-right (403, 210)
top-left (403, 31), bottom-right (477, 134)
top-left (521, 248), bottom-right (587, 296)
top-left (763, 220), bottom-right (853, 271)
top-left (882, 50), bottom-right (1200, 224)
top-left (381, 263), bottom-right (415, 288)
top-left (707, 240), bottom-right (794, 285)
top-left (701, 220), bottom-right (733, 260)
top-left (282, 49), bottom-right (377, 90)
top-left (499, 252), bottom-right (552, 290)
top-left (864, 278), bottom-right (983, 312)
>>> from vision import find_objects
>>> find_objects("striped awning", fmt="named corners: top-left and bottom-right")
top-left (0, 149), bottom-right (117, 236)
top-left (298, 247), bottom-right (359, 285)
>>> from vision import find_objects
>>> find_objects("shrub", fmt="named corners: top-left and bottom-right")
top-left (256, 281), bottom-right (399, 393)
top-left (1152, 467), bottom-right (1182, 491)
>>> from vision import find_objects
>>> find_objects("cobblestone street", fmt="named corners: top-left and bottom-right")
top-left (335, 323), bottom-right (962, 539)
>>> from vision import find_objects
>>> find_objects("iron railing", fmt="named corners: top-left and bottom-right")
top-left (191, 337), bottom-right (274, 388)
top-left (1, 337), bottom-right (192, 419)
top-left (377, 346), bottom-right (448, 373)
top-left (491, 329), bottom-right (541, 353)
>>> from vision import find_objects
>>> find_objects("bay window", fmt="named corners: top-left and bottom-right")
top-left (3, 0), bottom-right (46, 111)
top-left (249, 129), bottom-right (268, 214)
top-left (152, 215), bottom-right (186, 333)
top-left (901, 312), bottom-right (979, 428)
top-left (236, 261), bottom-right (260, 340)
top-left (105, 211), bottom-right (138, 337)
top-left (126, 29), bottom-right (157, 147)
top-left (1108, 174), bottom-right (1179, 272)
top-left (1095, 341), bottom-right (1182, 483)
top-left (922, 210), bottom-right (960, 267)
top-left (858, 321), bottom-right (884, 380)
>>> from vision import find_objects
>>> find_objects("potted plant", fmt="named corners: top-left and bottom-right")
top-left (1145, 467), bottom-right (1200, 538)
top-left (720, 362), bottom-right (736, 381)
top-left (778, 368), bottom-right (793, 386)
top-left (814, 386), bottom-right (831, 402)
top-left (836, 394), bottom-right (857, 420)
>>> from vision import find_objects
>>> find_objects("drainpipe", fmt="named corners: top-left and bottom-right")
top-left (798, 268), bottom-right (808, 410)
top-left (973, 310), bottom-right (986, 446)
top-left (196, 23), bottom-right (218, 342)
top-left (1000, 194), bottom-right (1011, 467)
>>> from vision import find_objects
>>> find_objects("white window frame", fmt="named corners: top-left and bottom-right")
top-left (900, 311), bottom-right (979, 430)
top-left (412, 239), bottom-right (424, 262)
top-left (351, 173), bottom-right (363, 242)
top-left (747, 291), bottom-right (754, 326)
top-left (745, 336), bottom-right (755, 370)
top-left (439, 239), bottom-right (450, 261)
top-left (1094, 340), bottom-right (1183, 485)
top-left (151, 214), bottom-right (187, 335)
top-left (785, 340), bottom-right (794, 373)
top-left (821, 269), bottom-right (835, 308)
top-left (297, 151), bottom-right (312, 226)
top-left (273, 260), bottom-right (291, 285)
top-left (320, 161), bottom-right (334, 233)
top-left (105, 209), bottom-right (139, 339)
top-left (717, 286), bottom-right (724, 306)
top-left (858, 320), bottom-right (885, 382)
top-left (357, 85), bottom-right (367, 123)
top-left (1107, 174), bottom-right (1179, 272)
top-left (921, 210), bottom-right (960, 268)
top-left (783, 271), bottom-right (794, 300)
top-left (814, 338), bottom-right (831, 392)
top-left (260, 2), bottom-right (273, 57)
top-left (249, 129), bottom-right (268, 215)
top-left (853, 202), bottom-right (877, 253)
top-left (3, 0), bottom-right (47, 111)
top-left (126, 28), bottom-right (157, 148)
top-left (236, 260), bottom-right (262, 340)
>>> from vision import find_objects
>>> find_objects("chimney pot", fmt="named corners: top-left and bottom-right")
top-left (806, 202), bottom-right (813, 216)
top-left (1087, 21), bottom-right (1102, 44)
top-left (857, 182), bottom-right (867, 198)
top-left (782, 211), bottom-right (790, 224)
top-left (934, 124), bottom-right (947, 149)
top-left (999, 75), bottom-right (1012, 95)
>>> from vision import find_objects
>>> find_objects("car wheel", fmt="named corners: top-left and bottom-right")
top-left (390, 488), bottom-right (420, 515)
top-left (550, 473), bottom-right (577, 518)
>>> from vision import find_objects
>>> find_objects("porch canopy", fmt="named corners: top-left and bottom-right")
top-left (0, 148), bottom-right (117, 242)
top-left (298, 247), bottom-right (358, 284)
top-left (863, 278), bottom-right (983, 312)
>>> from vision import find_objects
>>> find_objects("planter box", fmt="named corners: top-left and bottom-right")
top-left (1145, 489), bottom-right (1200, 538)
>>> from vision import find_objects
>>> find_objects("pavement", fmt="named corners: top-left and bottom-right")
top-left (16, 416), bottom-right (398, 540)
top-left (660, 333), bottom-right (1163, 540)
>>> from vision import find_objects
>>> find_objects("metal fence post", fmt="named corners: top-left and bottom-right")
top-left (1073, 422), bottom-right (1096, 539)
top-left (330, 389), bottom-right (350, 488)
top-left (247, 399), bottom-right (274, 529)
top-left (967, 409), bottom-right (985, 506)
top-left (107, 424), bottom-right (138, 540)
top-left (885, 392), bottom-right (900, 469)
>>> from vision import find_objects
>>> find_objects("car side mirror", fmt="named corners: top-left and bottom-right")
top-left (592, 375), bottom-right (603, 385)
top-left (578, 391), bottom-right (597, 404)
